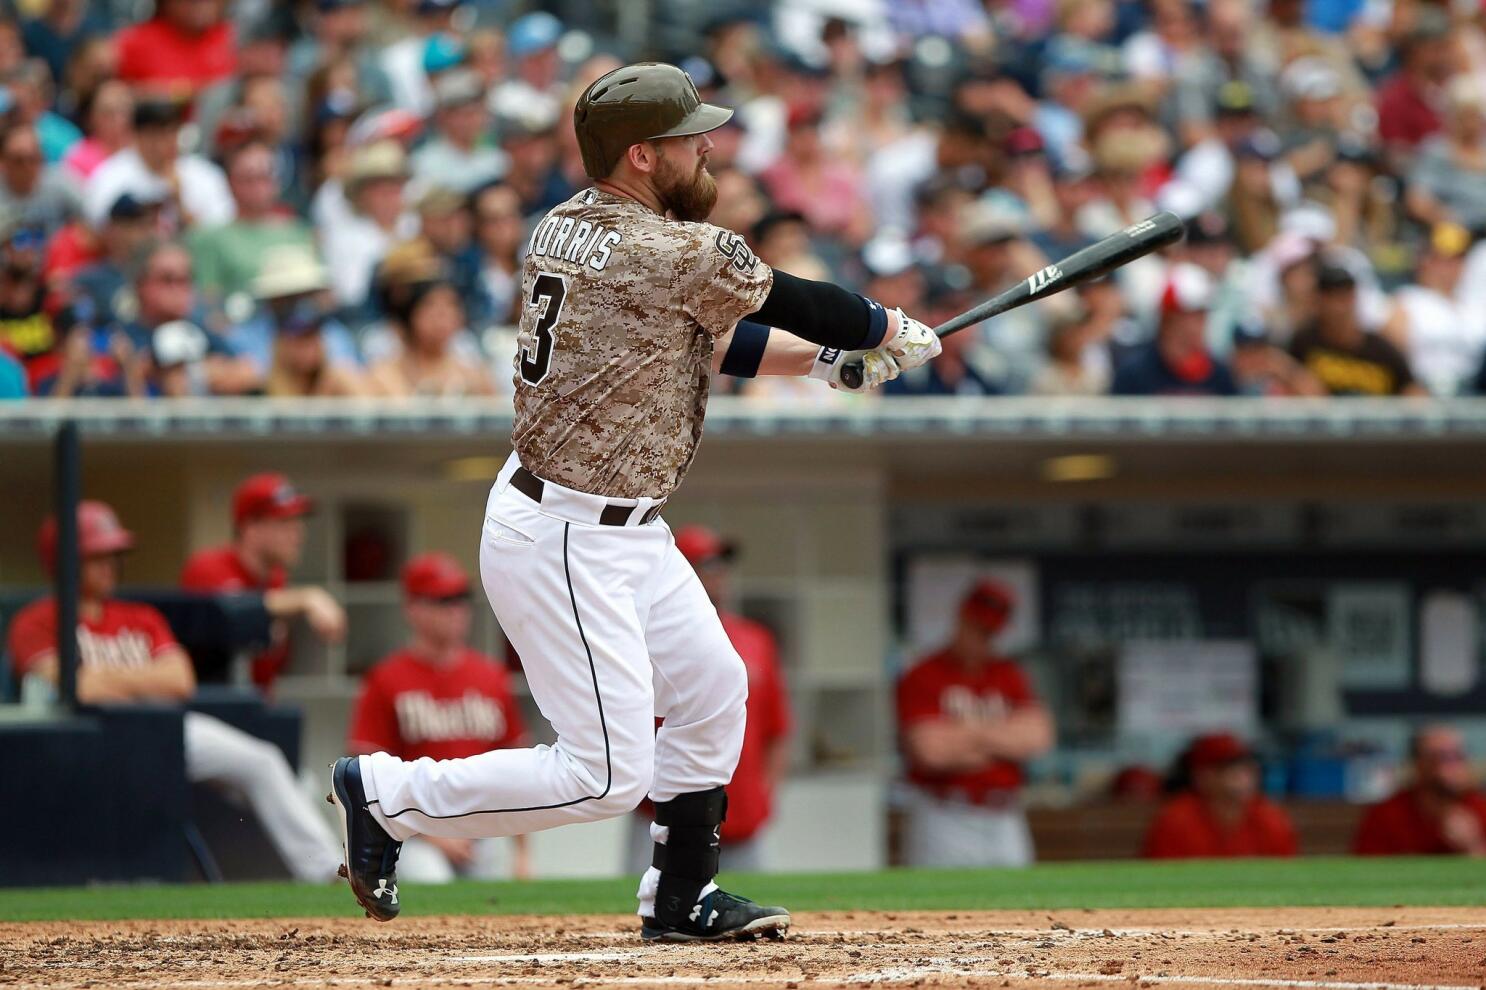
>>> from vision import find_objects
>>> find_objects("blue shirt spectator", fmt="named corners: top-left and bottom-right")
top-left (0, 345), bottom-right (27, 398)
top-left (1112, 264), bottom-right (1239, 397)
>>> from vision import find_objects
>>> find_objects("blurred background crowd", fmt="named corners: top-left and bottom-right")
top-left (3, 0), bottom-right (1486, 401)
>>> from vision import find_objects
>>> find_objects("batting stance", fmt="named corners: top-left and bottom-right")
top-left (330, 62), bottom-right (941, 941)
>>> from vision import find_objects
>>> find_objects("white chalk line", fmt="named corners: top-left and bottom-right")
top-left (9, 969), bottom-right (1483, 990)
top-left (12, 920), bottom-right (1486, 990)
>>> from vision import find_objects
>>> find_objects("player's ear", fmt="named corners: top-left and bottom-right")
top-left (626, 140), bottom-right (658, 175)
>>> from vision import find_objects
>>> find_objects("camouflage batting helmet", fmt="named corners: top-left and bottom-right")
top-left (573, 62), bottom-right (732, 179)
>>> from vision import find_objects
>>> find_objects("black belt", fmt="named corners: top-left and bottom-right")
top-left (510, 465), bottom-right (665, 526)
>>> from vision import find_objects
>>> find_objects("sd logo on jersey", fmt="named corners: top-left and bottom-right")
top-left (714, 231), bottom-right (758, 274)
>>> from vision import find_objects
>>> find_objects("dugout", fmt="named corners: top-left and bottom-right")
top-left (4, 397), bottom-right (1486, 871)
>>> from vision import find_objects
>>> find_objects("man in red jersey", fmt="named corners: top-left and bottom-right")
top-left (115, 0), bottom-right (238, 95)
top-left (7, 501), bottom-right (342, 882)
top-left (1354, 725), bottom-right (1486, 856)
top-left (1142, 733), bottom-right (1297, 858)
top-left (896, 579), bottom-right (1054, 867)
top-left (348, 552), bottom-right (530, 882)
top-left (180, 472), bottom-right (346, 693)
top-left (627, 526), bottom-right (793, 872)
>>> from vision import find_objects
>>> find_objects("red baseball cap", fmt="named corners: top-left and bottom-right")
top-left (38, 500), bottom-right (135, 572)
top-left (402, 551), bottom-right (470, 600)
top-left (1160, 262), bottom-right (1216, 315)
top-left (960, 579), bottom-right (1015, 632)
top-left (1187, 732), bottom-right (1254, 770)
top-left (674, 525), bottom-right (736, 567)
top-left (233, 473), bottom-right (314, 528)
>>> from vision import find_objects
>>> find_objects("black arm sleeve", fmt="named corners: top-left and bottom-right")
top-left (747, 269), bottom-right (890, 352)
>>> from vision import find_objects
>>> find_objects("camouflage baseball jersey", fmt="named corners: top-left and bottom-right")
top-left (511, 188), bottom-right (774, 499)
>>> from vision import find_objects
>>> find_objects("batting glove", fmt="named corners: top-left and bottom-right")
top-left (809, 346), bottom-right (902, 392)
top-left (882, 308), bottom-right (941, 371)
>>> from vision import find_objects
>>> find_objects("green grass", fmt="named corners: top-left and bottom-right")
top-left (3, 857), bottom-right (1483, 923)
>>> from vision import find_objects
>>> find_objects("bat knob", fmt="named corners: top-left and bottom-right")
top-left (839, 360), bottom-right (865, 390)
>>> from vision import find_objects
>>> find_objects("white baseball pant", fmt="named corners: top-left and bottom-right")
top-left (359, 454), bottom-right (748, 906)
top-left (184, 711), bottom-right (343, 882)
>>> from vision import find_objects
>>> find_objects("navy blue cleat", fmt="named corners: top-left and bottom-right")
top-left (641, 889), bottom-right (790, 942)
top-left (328, 756), bottom-right (402, 922)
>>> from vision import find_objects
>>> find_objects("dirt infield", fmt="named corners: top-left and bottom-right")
top-left (4, 907), bottom-right (1485, 989)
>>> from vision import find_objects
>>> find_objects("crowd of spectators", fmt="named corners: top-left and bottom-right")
top-left (0, 0), bottom-right (1484, 400)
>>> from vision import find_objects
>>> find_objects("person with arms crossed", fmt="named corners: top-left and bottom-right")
top-left (180, 473), bottom-right (346, 694)
top-left (896, 580), bottom-right (1055, 867)
top-left (348, 552), bottom-right (530, 882)
top-left (328, 62), bottom-right (940, 941)
top-left (7, 501), bottom-right (342, 882)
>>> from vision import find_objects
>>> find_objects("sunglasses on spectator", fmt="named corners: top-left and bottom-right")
top-left (5, 150), bottom-right (41, 165)
top-left (419, 592), bottom-right (471, 606)
top-left (149, 268), bottom-right (193, 286)
top-left (1422, 747), bottom-right (1468, 763)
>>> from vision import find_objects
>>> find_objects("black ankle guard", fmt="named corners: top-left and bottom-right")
top-left (651, 787), bottom-right (727, 923)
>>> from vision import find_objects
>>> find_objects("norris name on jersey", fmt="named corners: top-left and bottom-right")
top-left (527, 211), bottom-right (623, 272)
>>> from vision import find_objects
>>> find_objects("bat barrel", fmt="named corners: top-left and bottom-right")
top-left (836, 211), bottom-right (1185, 390)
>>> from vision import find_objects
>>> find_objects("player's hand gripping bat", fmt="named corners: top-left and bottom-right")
top-left (838, 211), bottom-right (1186, 391)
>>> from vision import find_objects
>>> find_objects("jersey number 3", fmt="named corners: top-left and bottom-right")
top-left (519, 272), bottom-right (567, 385)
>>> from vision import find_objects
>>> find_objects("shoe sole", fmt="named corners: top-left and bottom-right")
top-left (327, 759), bottom-right (398, 923)
top-left (642, 914), bottom-right (791, 943)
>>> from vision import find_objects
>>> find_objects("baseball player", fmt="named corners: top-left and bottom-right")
top-left (8, 501), bottom-right (343, 883)
top-left (180, 473), bottom-right (346, 693)
top-left (896, 580), bottom-right (1054, 868)
top-left (347, 552), bottom-right (531, 882)
top-left (330, 62), bottom-right (940, 941)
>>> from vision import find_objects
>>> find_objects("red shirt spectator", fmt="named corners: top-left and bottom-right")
top-left (350, 645), bottom-right (526, 763)
top-left (9, 596), bottom-right (178, 675)
top-left (181, 544), bottom-right (289, 689)
top-left (897, 647), bottom-right (1036, 802)
top-left (349, 551), bottom-right (530, 878)
top-left (180, 473), bottom-right (345, 693)
top-left (717, 611), bottom-right (791, 844)
top-left (669, 526), bottom-right (793, 852)
top-left (1143, 791), bottom-right (1298, 858)
top-left (1374, 19), bottom-right (1453, 156)
top-left (1354, 787), bottom-right (1486, 855)
top-left (7, 500), bottom-right (196, 704)
top-left (895, 580), bottom-right (1054, 868)
top-left (1353, 725), bottom-right (1486, 856)
top-left (1376, 74), bottom-right (1441, 153)
top-left (1142, 733), bottom-right (1298, 859)
top-left (116, 1), bottom-right (237, 94)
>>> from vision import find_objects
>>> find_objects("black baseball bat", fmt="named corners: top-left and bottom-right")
top-left (838, 211), bottom-right (1186, 390)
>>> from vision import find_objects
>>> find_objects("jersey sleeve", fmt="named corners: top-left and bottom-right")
top-left (348, 668), bottom-right (402, 755)
top-left (895, 661), bottom-right (944, 729)
top-left (1351, 800), bottom-right (1399, 855)
top-left (1261, 801), bottom-right (1299, 856)
top-left (5, 601), bottom-right (54, 674)
top-left (759, 633), bottom-right (792, 743)
top-left (180, 551), bottom-right (223, 590)
top-left (1140, 800), bottom-right (1197, 859)
top-left (677, 223), bottom-right (774, 338)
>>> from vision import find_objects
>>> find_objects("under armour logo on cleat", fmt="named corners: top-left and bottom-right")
top-left (374, 879), bottom-right (398, 904)
top-left (688, 903), bottom-right (718, 927)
